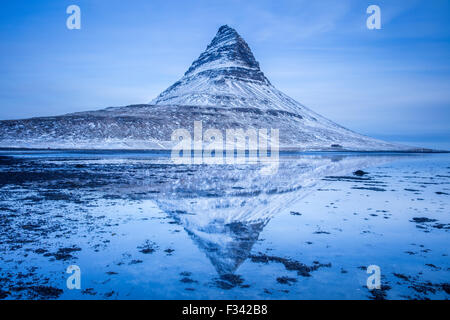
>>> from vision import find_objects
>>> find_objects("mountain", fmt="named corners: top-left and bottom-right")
top-left (0, 25), bottom-right (423, 151)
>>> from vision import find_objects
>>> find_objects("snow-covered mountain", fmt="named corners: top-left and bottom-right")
top-left (0, 25), bottom-right (424, 151)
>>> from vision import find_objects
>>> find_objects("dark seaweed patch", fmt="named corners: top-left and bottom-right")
top-left (368, 284), bottom-right (391, 300)
top-left (52, 246), bottom-right (81, 261)
top-left (138, 240), bottom-right (158, 254)
top-left (214, 274), bottom-right (245, 290)
top-left (250, 253), bottom-right (331, 277)
top-left (351, 186), bottom-right (386, 192)
top-left (410, 217), bottom-right (438, 223)
top-left (276, 276), bottom-right (297, 285)
top-left (30, 286), bottom-right (63, 299)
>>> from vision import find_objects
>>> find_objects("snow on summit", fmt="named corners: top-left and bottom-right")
top-left (184, 25), bottom-right (264, 77)
top-left (0, 25), bottom-right (423, 151)
top-left (152, 25), bottom-right (274, 108)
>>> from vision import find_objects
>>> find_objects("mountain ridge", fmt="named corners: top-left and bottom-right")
top-left (0, 25), bottom-right (429, 152)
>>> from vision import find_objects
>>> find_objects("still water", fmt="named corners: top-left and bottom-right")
top-left (0, 151), bottom-right (448, 299)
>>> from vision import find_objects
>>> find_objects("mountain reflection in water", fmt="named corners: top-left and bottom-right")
top-left (3, 151), bottom-right (445, 300)
top-left (123, 153), bottom-right (402, 276)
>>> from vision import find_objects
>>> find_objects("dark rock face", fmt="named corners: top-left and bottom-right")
top-left (184, 25), bottom-right (269, 84)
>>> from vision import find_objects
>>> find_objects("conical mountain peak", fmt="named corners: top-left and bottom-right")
top-left (184, 25), bottom-right (264, 78)
top-left (152, 25), bottom-right (274, 106)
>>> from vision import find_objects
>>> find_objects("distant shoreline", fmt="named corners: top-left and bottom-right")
top-left (0, 148), bottom-right (448, 154)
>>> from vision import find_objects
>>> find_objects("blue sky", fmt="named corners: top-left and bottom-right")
top-left (0, 0), bottom-right (449, 149)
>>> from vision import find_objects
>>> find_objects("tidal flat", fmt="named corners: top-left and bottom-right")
top-left (0, 151), bottom-right (448, 299)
